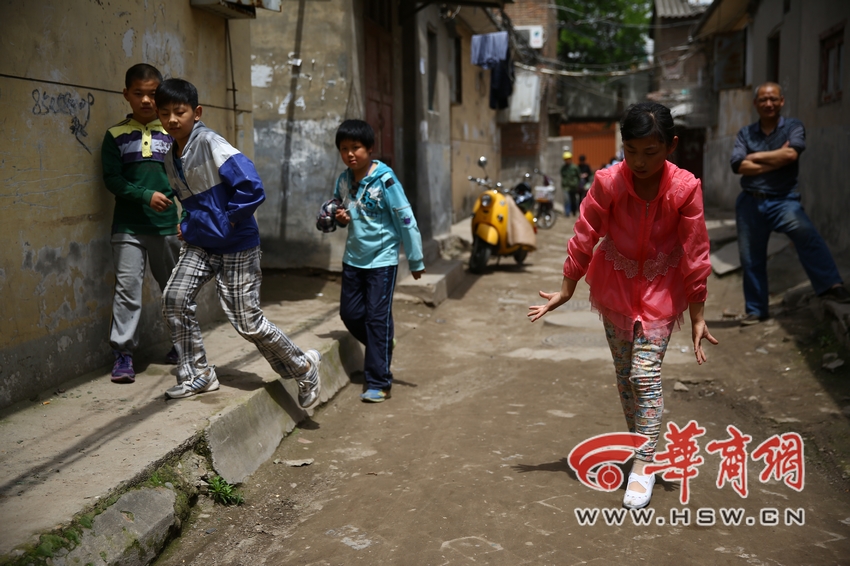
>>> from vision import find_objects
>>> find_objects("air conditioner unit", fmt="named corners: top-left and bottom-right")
top-left (191, 0), bottom-right (282, 20)
top-left (516, 25), bottom-right (544, 49)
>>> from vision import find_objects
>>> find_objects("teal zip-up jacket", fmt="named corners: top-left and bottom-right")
top-left (333, 161), bottom-right (425, 272)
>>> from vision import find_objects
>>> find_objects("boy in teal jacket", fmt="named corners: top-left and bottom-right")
top-left (330, 120), bottom-right (424, 402)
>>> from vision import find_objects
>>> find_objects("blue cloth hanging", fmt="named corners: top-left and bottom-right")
top-left (471, 31), bottom-right (509, 70)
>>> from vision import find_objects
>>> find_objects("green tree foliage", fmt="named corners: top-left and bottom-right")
top-left (555, 0), bottom-right (652, 68)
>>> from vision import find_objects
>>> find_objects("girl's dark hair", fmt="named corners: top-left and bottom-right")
top-left (154, 78), bottom-right (199, 110)
top-left (620, 102), bottom-right (676, 146)
top-left (335, 119), bottom-right (375, 149)
top-left (125, 63), bottom-right (163, 88)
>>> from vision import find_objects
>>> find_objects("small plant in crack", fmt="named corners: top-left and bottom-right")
top-left (208, 475), bottom-right (244, 506)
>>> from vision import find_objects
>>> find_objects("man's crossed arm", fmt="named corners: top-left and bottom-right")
top-left (738, 141), bottom-right (798, 176)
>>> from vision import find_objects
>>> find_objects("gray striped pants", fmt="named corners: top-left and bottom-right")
top-left (162, 244), bottom-right (309, 383)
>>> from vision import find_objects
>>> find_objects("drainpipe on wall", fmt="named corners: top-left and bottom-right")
top-left (225, 20), bottom-right (244, 151)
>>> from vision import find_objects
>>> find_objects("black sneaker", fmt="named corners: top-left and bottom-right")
top-left (295, 349), bottom-right (322, 409)
top-left (739, 313), bottom-right (768, 326)
top-left (820, 286), bottom-right (850, 304)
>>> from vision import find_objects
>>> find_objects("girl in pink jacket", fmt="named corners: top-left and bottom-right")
top-left (528, 102), bottom-right (717, 510)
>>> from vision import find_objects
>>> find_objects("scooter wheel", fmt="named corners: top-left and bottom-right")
top-left (513, 249), bottom-right (528, 265)
top-left (537, 211), bottom-right (556, 230)
top-left (469, 238), bottom-right (491, 273)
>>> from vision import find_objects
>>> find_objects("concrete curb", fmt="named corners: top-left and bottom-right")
top-left (0, 307), bottom-right (362, 566)
top-left (207, 330), bottom-right (361, 485)
top-left (396, 258), bottom-right (465, 306)
top-left (810, 295), bottom-right (850, 351)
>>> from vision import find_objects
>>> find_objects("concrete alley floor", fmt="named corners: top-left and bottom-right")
top-left (154, 214), bottom-right (850, 566)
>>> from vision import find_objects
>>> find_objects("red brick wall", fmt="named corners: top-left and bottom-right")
top-left (502, 123), bottom-right (541, 156)
top-left (504, 0), bottom-right (558, 60)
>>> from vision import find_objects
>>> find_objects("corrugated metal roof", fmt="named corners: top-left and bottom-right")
top-left (457, 6), bottom-right (501, 34)
top-left (693, 0), bottom-right (750, 38)
top-left (655, 0), bottom-right (707, 19)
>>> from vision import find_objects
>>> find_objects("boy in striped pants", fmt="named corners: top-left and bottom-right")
top-left (155, 78), bottom-right (321, 407)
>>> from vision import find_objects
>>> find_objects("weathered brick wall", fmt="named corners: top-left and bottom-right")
top-left (504, 0), bottom-right (558, 60)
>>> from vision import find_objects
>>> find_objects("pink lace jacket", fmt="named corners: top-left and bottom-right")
top-left (563, 161), bottom-right (711, 339)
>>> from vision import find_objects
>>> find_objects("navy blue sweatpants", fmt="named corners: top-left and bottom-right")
top-left (340, 263), bottom-right (397, 391)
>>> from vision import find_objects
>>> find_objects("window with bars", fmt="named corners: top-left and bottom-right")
top-left (820, 24), bottom-right (844, 105)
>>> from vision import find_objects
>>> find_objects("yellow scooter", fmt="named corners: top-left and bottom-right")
top-left (468, 156), bottom-right (537, 274)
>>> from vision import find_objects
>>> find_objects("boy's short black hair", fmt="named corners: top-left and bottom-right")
top-left (335, 119), bottom-right (374, 150)
top-left (154, 78), bottom-right (199, 110)
top-left (125, 63), bottom-right (163, 88)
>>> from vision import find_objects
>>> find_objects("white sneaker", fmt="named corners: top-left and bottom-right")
top-left (166, 367), bottom-right (220, 399)
top-left (623, 471), bottom-right (655, 509)
top-left (295, 349), bottom-right (322, 409)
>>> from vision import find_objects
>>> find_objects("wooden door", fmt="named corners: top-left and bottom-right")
top-left (364, 19), bottom-right (394, 168)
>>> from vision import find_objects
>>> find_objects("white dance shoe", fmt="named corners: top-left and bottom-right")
top-left (623, 471), bottom-right (656, 509)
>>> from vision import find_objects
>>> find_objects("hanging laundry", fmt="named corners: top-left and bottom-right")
top-left (490, 49), bottom-right (513, 110)
top-left (471, 31), bottom-right (509, 70)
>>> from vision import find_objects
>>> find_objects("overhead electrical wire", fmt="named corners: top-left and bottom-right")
top-left (547, 3), bottom-right (704, 30)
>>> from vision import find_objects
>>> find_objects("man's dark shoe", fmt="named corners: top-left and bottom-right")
top-left (740, 313), bottom-right (768, 326)
top-left (820, 286), bottom-right (850, 304)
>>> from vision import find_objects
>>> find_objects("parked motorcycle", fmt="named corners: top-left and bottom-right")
top-left (467, 156), bottom-right (537, 274)
top-left (514, 170), bottom-right (556, 230)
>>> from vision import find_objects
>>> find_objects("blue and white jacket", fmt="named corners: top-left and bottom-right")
top-left (333, 161), bottom-right (424, 272)
top-left (163, 122), bottom-right (264, 255)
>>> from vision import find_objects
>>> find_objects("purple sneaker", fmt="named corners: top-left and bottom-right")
top-left (111, 352), bottom-right (135, 383)
top-left (166, 346), bottom-right (179, 365)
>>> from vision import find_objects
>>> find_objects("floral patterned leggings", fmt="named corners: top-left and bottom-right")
top-left (603, 319), bottom-right (672, 462)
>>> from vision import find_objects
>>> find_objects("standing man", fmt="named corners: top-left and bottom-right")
top-left (577, 154), bottom-right (592, 197)
top-left (560, 151), bottom-right (581, 216)
top-left (731, 82), bottom-right (849, 325)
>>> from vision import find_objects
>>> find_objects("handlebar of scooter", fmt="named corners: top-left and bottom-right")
top-left (468, 176), bottom-right (497, 189)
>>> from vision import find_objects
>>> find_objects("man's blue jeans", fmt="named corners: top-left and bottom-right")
top-left (736, 191), bottom-right (843, 318)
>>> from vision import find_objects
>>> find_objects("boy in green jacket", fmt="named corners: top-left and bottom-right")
top-left (102, 63), bottom-right (179, 383)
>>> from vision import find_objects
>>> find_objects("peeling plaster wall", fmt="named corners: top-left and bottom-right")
top-left (702, 88), bottom-right (752, 210)
top-left (702, 0), bottom-right (850, 254)
top-left (772, 0), bottom-right (850, 253)
top-left (414, 6), bottom-right (454, 241)
top-left (450, 20), bottom-right (501, 224)
top-left (0, 0), bottom-right (255, 408)
top-left (250, 1), bottom-right (357, 270)
top-left (251, 1), bottom-right (456, 268)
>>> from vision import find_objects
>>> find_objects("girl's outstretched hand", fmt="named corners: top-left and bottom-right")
top-left (690, 303), bottom-right (717, 365)
top-left (528, 277), bottom-right (578, 323)
top-left (689, 302), bottom-right (717, 365)
top-left (528, 290), bottom-right (565, 322)
top-left (691, 320), bottom-right (718, 365)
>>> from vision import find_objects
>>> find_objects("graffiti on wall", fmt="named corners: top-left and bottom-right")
top-left (31, 89), bottom-right (95, 154)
